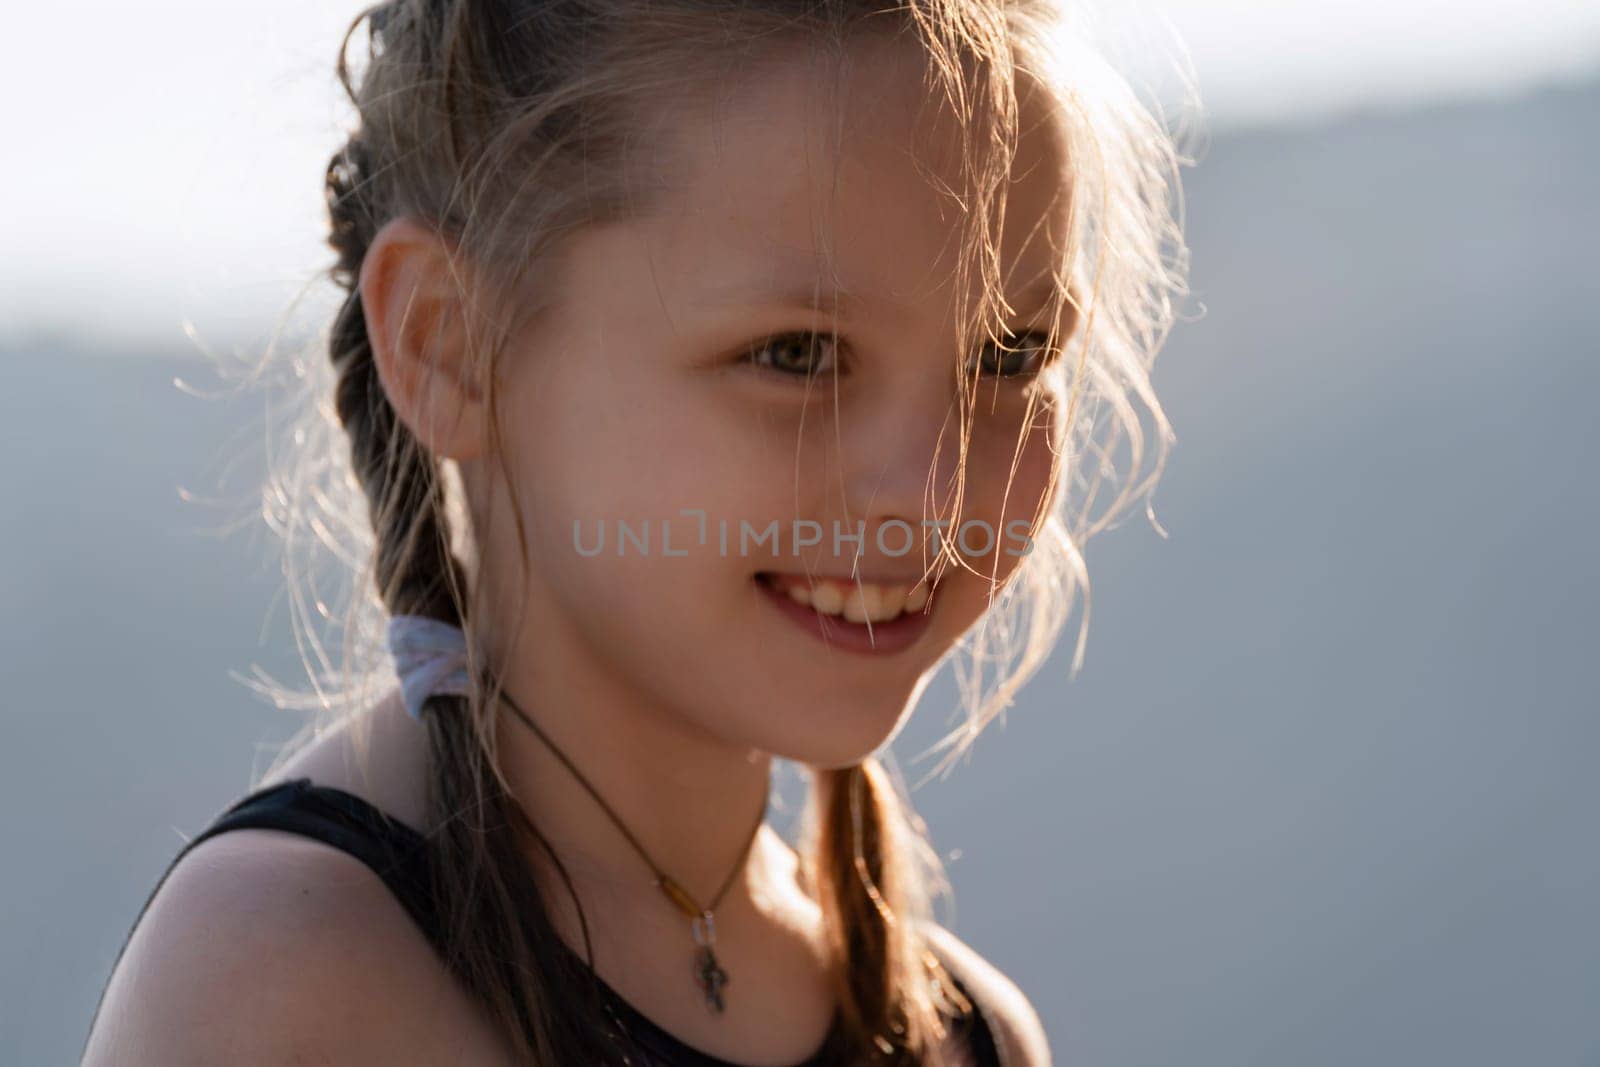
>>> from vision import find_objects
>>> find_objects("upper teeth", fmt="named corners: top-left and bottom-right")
top-left (767, 574), bottom-right (932, 623)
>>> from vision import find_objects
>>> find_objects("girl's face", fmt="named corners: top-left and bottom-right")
top-left (471, 37), bottom-right (1071, 768)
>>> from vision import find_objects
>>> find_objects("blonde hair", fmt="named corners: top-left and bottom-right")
top-left (231, 0), bottom-right (1195, 1061)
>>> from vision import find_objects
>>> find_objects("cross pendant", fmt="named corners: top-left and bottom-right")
top-left (694, 944), bottom-right (730, 1014)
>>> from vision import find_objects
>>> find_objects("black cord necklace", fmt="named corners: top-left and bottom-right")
top-left (496, 687), bottom-right (769, 1014)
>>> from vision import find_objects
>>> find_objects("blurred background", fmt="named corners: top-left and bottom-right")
top-left (4, 1), bottom-right (1597, 1063)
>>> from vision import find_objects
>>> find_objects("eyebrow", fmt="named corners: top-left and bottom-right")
top-left (689, 275), bottom-right (876, 318)
top-left (690, 270), bottom-right (1063, 322)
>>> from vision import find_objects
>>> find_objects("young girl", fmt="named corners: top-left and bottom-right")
top-left (84, 1), bottom-right (1189, 1063)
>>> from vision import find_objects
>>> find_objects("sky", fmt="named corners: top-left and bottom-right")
top-left (3, 0), bottom-right (1597, 354)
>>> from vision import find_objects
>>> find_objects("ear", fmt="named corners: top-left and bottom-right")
top-left (358, 216), bottom-right (489, 461)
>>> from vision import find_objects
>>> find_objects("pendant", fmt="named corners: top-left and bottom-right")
top-left (691, 910), bottom-right (730, 1013)
top-left (695, 944), bottom-right (730, 1013)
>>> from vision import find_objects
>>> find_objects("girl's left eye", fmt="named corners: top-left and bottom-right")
top-left (969, 329), bottom-right (1055, 378)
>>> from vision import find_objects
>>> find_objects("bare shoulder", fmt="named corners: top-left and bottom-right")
top-left (83, 827), bottom-right (511, 1066)
top-left (922, 920), bottom-right (1053, 1067)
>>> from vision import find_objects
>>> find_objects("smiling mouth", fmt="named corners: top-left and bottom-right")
top-left (754, 571), bottom-right (937, 625)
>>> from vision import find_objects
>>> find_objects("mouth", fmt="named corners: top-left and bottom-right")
top-left (753, 571), bottom-right (940, 655)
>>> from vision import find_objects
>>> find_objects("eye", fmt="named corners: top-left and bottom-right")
top-left (742, 331), bottom-right (841, 380)
top-left (970, 329), bottom-right (1055, 378)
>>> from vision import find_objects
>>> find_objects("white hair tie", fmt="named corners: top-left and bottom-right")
top-left (385, 614), bottom-right (473, 720)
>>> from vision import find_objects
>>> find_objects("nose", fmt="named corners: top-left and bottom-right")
top-left (827, 370), bottom-right (967, 559)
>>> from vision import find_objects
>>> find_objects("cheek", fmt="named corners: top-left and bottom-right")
top-left (921, 416), bottom-right (1056, 646)
top-left (488, 346), bottom-right (775, 665)
top-left (952, 398), bottom-right (1059, 577)
top-left (501, 343), bottom-right (750, 548)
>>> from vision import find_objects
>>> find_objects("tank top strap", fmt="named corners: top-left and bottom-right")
top-left (176, 776), bottom-right (442, 946)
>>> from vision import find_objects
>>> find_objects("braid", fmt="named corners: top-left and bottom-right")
top-left (327, 135), bottom-right (379, 290)
top-left (326, 134), bottom-right (466, 624)
top-left (321, 130), bottom-right (619, 1063)
top-left (815, 759), bottom-right (972, 1064)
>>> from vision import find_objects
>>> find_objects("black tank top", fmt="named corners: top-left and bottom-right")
top-left (116, 777), bottom-right (1003, 1067)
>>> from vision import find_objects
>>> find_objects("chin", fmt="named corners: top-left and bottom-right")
top-left (749, 690), bottom-right (916, 771)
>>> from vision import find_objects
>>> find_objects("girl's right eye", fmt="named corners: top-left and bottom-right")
top-left (741, 331), bottom-right (841, 380)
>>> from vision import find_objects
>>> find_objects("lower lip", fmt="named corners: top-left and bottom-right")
top-left (754, 574), bottom-right (937, 655)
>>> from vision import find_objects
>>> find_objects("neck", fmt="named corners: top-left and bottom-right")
top-left (495, 681), bottom-right (776, 889)
top-left (454, 516), bottom-right (813, 968)
top-left (486, 651), bottom-right (791, 964)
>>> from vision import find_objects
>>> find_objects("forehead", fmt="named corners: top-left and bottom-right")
top-left (627, 33), bottom-right (1072, 323)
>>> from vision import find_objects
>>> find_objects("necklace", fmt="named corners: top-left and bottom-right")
top-left (496, 687), bottom-right (768, 1015)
